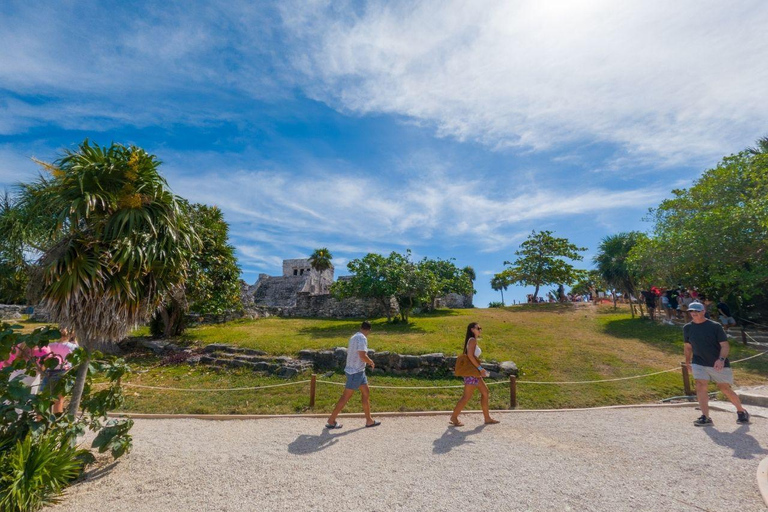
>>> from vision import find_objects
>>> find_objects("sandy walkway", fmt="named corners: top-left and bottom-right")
top-left (47, 406), bottom-right (768, 512)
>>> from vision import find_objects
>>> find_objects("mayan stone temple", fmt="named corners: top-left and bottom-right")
top-left (240, 257), bottom-right (472, 319)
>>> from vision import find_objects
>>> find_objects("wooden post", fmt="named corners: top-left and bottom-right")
top-left (309, 374), bottom-right (317, 408)
top-left (681, 363), bottom-right (692, 396)
top-left (742, 327), bottom-right (748, 346)
top-left (509, 375), bottom-right (517, 409)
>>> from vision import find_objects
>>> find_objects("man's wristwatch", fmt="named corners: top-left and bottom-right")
top-left (477, 366), bottom-right (483, 371)
top-left (718, 357), bottom-right (726, 362)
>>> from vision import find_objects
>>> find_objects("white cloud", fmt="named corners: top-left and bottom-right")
top-left (165, 158), bottom-right (670, 255)
top-left (281, 0), bottom-right (768, 165)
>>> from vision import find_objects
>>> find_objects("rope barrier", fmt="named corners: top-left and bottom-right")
top-left (122, 380), bottom-right (311, 392)
top-left (111, 331), bottom-right (768, 393)
top-left (738, 317), bottom-right (768, 329)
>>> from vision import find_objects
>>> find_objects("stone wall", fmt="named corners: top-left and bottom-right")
top-left (198, 342), bottom-right (518, 379)
top-left (0, 304), bottom-right (27, 320)
top-left (289, 293), bottom-right (399, 319)
top-left (436, 292), bottom-right (474, 309)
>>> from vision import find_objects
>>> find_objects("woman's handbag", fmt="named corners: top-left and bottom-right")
top-left (454, 354), bottom-right (482, 377)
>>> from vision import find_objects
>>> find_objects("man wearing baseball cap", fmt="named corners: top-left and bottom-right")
top-left (684, 301), bottom-right (749, 426)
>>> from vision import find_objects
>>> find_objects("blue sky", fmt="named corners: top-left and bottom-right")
top-left (2, 1), bottom-right (767, 307)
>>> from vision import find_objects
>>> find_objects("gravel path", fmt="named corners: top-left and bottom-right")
top-left (47, 406), bottom-right (768, 512)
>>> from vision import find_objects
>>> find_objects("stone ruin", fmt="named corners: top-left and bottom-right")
top-left (240, 258), bottom-right (398, 319)
top-left (239, 257), bottom-right (473, 320)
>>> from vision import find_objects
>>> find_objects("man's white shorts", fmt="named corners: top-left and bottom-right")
top-left (692, 364), bottom-right (733, 384)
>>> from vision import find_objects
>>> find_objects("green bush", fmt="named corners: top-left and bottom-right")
top-left (0, 433), bottom-right (90, 512)
top-left (488, 301), bottom-right (505, 308)
top-left (0, 323), bottom-right (133, 511)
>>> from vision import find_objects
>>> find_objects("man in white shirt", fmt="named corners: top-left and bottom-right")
top-left (325, 321), bottom-right (380, 429)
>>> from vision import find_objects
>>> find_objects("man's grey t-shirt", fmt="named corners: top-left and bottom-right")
top-left (684, 320), bottom-right (729, 367)
top-left (345, 332), bottom-right (368, 374)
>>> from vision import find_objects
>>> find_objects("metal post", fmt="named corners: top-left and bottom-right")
top-left (742, 327), bottom-right (748, 346)
top-left (309, 374), bottom-right (317, 408)
top-left (681, 363), bottom-right (692, 396)
top-left (509, 375), bottom-right (517, 409)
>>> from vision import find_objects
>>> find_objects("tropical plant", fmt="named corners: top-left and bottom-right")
top-left (569, 270), bottom-right (605, 297)
top-left (17, 140), bottom-right (197, 414)
top-left (0, 432), bottom-right (87, 512)
top-left (490, 273), bottom-right (510, 306)
top-left (628, 139), bottom-right (768, 316)
top-left (594, 232), bottom-right (648, 316)
top-left (499, 230), bottom-right (586, 301)
top-left (1, 323), bottom-right (132, 511)
top-left (309, 248), bottom-right (333, 273)
top-left (152, 202), bottom-right (241, 337)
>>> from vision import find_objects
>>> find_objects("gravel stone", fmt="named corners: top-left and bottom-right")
top-left (45, 407), bottom-right (768, 512)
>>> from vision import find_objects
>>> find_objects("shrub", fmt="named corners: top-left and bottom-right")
top-left (0, 433), bottom-right (90, 512)
top-left (0, 323), bottom-right (133, 511)
top-left (488, 301), bottom-right (505, 308)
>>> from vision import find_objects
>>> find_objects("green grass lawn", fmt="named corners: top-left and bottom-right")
top-left (114, 304), bottom-right (768, 414)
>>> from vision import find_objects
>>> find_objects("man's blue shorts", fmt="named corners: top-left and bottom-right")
top-left (345, 370), bottom-right (368, 390)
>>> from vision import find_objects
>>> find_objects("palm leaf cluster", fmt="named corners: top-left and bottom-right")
top-left (21, 141), bottom-right (198, 351)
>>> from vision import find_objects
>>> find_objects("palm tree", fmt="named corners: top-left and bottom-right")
top-left (593, 232), bottom-right (647, 317)
top-left (20, 140), bottom-right (197, 415)
top-left (747, 136), bottom-right (768, 155)
top-left (309, 248), bottom-right (333, 273)
top-left (490, 274), bottom-right (509, 306)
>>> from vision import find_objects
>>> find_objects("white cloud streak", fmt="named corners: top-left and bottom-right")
top-left (281, 0), bottom-right (768, 165)
top-left (165, 158), bottom-right (670, 257)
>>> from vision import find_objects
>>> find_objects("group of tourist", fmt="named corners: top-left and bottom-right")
top-left (326, 311), bottom-right (749, 429)
top-left (643, 287), bottom-right (737, 337)
top-left (1, 328), bottom-right (78, 414)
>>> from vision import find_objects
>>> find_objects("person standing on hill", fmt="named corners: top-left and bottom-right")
top-left (684, 302), bottom-right (749, 426)
top-left (325, 321), bottom-right (381, 429)
top-left (717, 298), bottom-right (737, 338)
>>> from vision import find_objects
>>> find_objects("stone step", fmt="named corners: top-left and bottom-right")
top-left (708, 400), bottom-right (768, 419)
top-left (735, 386), bottom-right (768, 408)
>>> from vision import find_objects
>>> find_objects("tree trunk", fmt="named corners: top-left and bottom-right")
top-left (67, 349), bottom-right (91, 417)
top-left (500, 289), bottom-right (505, 306)
top-left (533, 284), bottom-right (540, 301)
top-left (612, 289), bottom-right (617, 309)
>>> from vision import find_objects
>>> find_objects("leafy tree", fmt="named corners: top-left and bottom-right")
top-left (18, 140), bottom-right (197, 414)
top-left (309, 248), bottom-right (333, 273)
top-left (152, 202), bottom-right (242, 337)
top-left (569, 270), bottom-right (605, 296)
top-left (490, 273), bottom-right (510, 306)
top-left (628, 141), bottom-right (768, 311)
top-left (333, 251), bottom-right (472, 321)
top-left (419, 257), bottom-right (473, 311)
top-left (594, 232), bottom-right (648, 315)
top-left (500, 230), bottom-right (586, 301)
top-left (332, 252), bottom-right (399, 321)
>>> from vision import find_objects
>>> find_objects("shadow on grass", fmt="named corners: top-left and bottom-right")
top-left (298, 320), bottom-right (428, 339)
top-left (288, 426), bottom-right (367, 454)
top-left (432, 424), bottom-right (487, 454)
top-left (601, 318), bottom-right (768, 376)
top-left (507, 303), bottom-right (577, 314)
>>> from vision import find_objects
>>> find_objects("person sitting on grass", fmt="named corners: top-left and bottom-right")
top-left (325, 321), bottom-right (380, 430)
top-left (449, 322), bottom-right (499, 427)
